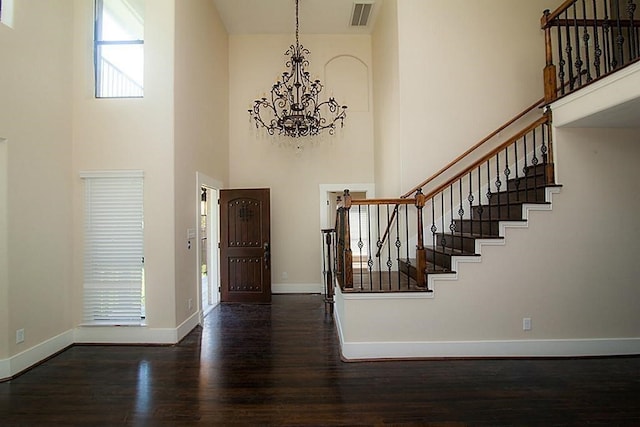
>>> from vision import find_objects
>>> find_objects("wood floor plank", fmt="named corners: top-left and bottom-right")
top-left (1, 294), bottom-right (639, 425)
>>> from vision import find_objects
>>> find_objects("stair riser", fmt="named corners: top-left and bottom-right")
top-left (425, 248), bottom-right (452, 271)
top-left (454, 220), bottom-right (500, 236)
top-left (433, 233), bottom-right (476, 253)
top-left (471, 204), bottom-right (522, 221)
top-left (399, 260), bottom-right (417, 279)
top-left (506, 173), bottom-right (552, 192)
top-left (489, 187), bottom-right (547, 205)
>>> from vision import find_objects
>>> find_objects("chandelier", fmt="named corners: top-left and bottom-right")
top-left (248, 0), bottom-right (348, 138)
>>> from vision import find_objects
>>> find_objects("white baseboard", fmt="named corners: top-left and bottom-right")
top-left (0, 315), bottom-right (203, 380)
top-left (272, 282), bottom-right (322, 294)
top-left (340, 337), bottom-right (640, 361)
top-left (0, 329), bottom-right (74, 380)
top-left (73, 316), bottom-right (200, 345)
top-left (176, 311), bottom-right (200, 343)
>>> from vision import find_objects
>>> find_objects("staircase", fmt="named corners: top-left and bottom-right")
top-left (399, 163), bottom-right (559, 286)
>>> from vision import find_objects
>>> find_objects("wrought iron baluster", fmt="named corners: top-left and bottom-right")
top-left (541, 124), bottom-right (548, 185)
top-left (504, 146), bottom-right (511, 213)
top-left (627, 0), bottom-right (638, 59)
top-left (603, 0), bottom-right (613, 71)
top-left (486, 160), bottom-right (492, 231)
top-left (386, 204), bottom-right (392, 290)
top-left (430, 197), bottom-right (436, 270)
top-left (357, 205), bottom-right (364, 290)
top-left (467, 171), bottom-right (474, 240)
top-left (404, 204), bottom-right (411, 287)
top-left (458, 179), bottom-right (464, 252)
top-left (449, 185), bottom-right (455, 250)
top-left (477, 166), bottom-right (483, 235)
top-left (367, 205), bottom-right (373, 290)
top-left (557, 16), bottom-right (566, 95)
top-left (564, 10), bottom-right (575, 90)
top-left (523, 134), bottom-right (529, 195)
top-left (395, 205), bottom-right (401, 291)
top-left (376, 205), bottom-right (382, 290)
top-left (593, 0), bottom-right (602, 78)
top-left (573, 3), bottom-right (584, 87)
top-left (616, 0), bottom-right (625, 67)
top-left (440, 192), bottom-right (446, 266)
top-left (495, 151), bottom-right (502, 193)
top-left (582, 0), bottom-right (593, 82)
top-left (514, 135), bottom-right (521, 200)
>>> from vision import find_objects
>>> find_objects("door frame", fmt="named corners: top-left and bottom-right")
top-left (196, 172), bottom-right (222, 325)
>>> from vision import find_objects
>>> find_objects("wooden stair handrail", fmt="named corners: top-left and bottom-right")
top-left (542, 0), bottom-right (580, 24)
top-left (401, 96), bottom-right (545, 199)
top-left (422, 115), bottom-right (549, 201)
top-left (351, 198), bottom-right (417, 206)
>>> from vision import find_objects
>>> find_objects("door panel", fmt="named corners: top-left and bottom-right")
top-left (220, 188), bottom-right (271, 303)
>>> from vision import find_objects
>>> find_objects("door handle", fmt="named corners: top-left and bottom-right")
top-left (263, 242), bottom-right (270, 269)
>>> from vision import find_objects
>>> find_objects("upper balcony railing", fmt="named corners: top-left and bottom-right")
top-left (542, 0), bottom-right (640, 103)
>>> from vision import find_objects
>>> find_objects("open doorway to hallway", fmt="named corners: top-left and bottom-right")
top-left (319, 183), bottom-right (375, 284)
top-left (197, 173), bottom-right (222, 320)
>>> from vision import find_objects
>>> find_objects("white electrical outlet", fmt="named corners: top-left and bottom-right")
top-left (16, 328), bottom-right (25, 344)
top-left (523, 317), bottom-right (532, 331)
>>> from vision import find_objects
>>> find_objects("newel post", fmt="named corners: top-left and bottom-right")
top-left (342, 189), bottom-right (353, 289)
top-left (542, 9), bottom-right (558, 104)
top-left (415, 189), bottom-right (427, 288)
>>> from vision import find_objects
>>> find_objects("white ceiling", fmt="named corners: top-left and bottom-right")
top-left (212, 0), bottom-right (379, 35)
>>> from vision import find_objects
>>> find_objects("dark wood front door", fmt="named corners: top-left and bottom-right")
top-left (220, 188), bottom-right (271, 303)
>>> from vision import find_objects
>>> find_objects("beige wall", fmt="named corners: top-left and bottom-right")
top-left (0, 139), bottom-right (8, 359)
top-left (229, 34), bottom-right (374, 289)
top-left (72, 0), bottom-right (177, 329)
top-left (395, 0), bottom-right (556, 194)
top-left (0, 0), bottom-right (74, 358)
top-left (372, 0), bottom-right (401, 198)
top-left (173, 0), bottom-right (228, 324)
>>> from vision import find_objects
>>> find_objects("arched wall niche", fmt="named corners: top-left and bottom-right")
top-left (325, 55), bottom-right (370, 113)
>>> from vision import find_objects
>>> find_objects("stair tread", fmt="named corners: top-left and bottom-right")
top-left (397, 259), bottom-right (455, 275)
top-left (434, 232), bottom-right (504, 240)
top-left (473, 201), bottom-right (550, 208)
top-left (426, 246), bottom-right (479, 256)
top-left (456, 218), bottom-right (526, 223)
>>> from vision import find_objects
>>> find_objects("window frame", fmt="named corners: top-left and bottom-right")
top-left (94, 0), bottom-right (145, 99)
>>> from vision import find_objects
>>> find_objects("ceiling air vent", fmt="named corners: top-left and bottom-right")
top-left (351, 1), bottom-right (374, 27)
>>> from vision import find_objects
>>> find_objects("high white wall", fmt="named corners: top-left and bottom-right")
top-left (173, 0), bottom-right (228, 325)
top-left (71, 0), bottom-right (177, 330)
top-left (228, 34), bottom-right (374, 291)
top-left (387, 0), bottom-right (557, 195)
top-left (372, 0), bottom-right (401, 198)
top-left (0, 139), bottom-right (8, 360)
top-left (0, 0), bottom-right (74, 361)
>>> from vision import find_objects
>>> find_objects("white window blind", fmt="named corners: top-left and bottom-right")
top-left (81, 171), bottom-right (144, 325)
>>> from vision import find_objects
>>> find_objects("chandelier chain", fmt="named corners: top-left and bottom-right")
top-left (295, 0), bottom-right (299, 48)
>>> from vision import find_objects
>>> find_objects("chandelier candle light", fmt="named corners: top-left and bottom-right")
top-left (248, 0), bottom-right (348, 138)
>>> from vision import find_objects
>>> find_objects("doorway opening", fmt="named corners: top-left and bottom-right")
top-left (319, 183), bottom-right (375, 284)
top-left (197, 173), bottom-right (222, 321)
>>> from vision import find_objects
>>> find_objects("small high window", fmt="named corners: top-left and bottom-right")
top-left (94, 0), bottom-right (144, 98)
top-left (0, 0), bottom-right (15, 28)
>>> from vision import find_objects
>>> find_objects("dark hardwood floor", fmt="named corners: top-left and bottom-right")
top-left (1, 294), bottom-right (639, 426)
